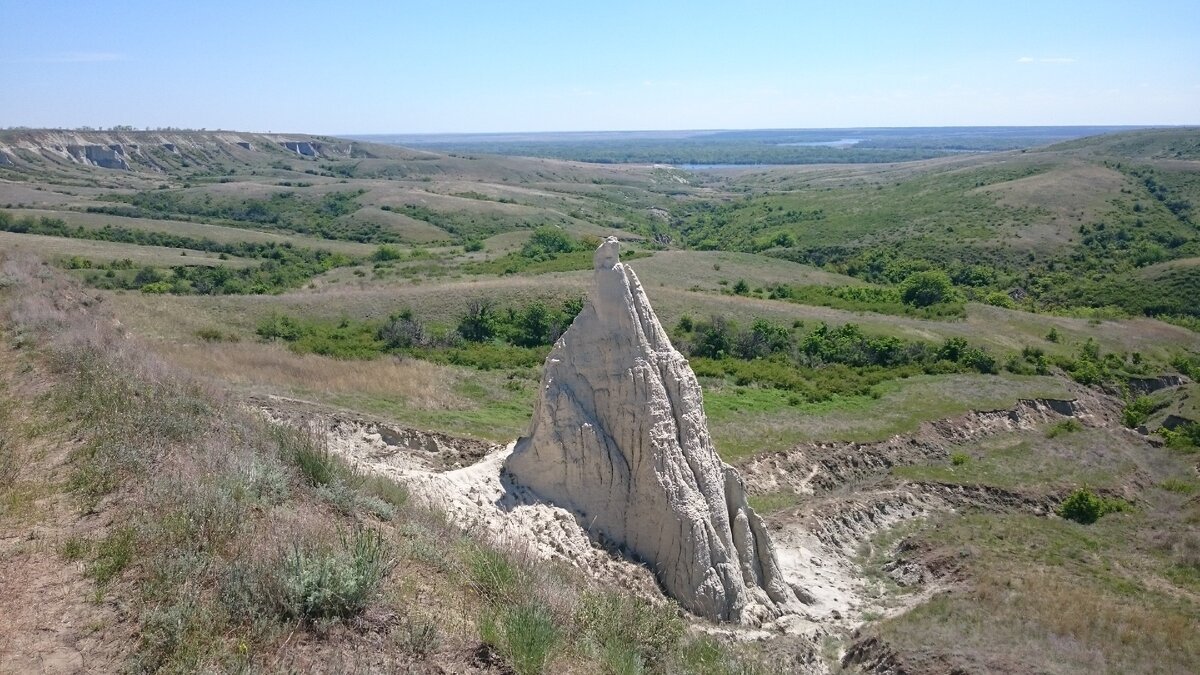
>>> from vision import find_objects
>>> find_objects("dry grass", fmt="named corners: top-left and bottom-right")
top-left (0, 230), bottom-right (256, 267)
top-left (162, 341), bottom-right (468, 411)
top-left (6, 208), bottom-right (378, 255)
top-left (633, 249), bottom-right (859, 289)
top-left (974, 161), bottom-right (1128, 246)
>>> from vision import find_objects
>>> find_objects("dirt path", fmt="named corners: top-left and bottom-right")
top-left (0, 346), bottom-right (131, 674)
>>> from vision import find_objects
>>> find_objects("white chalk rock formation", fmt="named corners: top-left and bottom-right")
top-left (505, 238), bottom-right (801, 623)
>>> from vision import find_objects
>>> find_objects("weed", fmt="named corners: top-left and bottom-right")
top-left (275, 426), bottom-right (357, 489)
top-left (678, 636), bottom-right (763, 675)
top-left (130, 593), bottom-right (221, 673)
top-left (363, 474), bottom-right (408, 509)
top-left (395, 617), bottom-right (441, 657)
top-left (950, 451), bottom-right (970, 466)
top-left (481, 603), bottom-right (561, 675)
top-left (89, 526), bottom-right (136, 585)
top-left (467, 545), bottom-right (522, 602)
top-left (747, 491), bottom-right (801, 514)
top-left (1046, 418), bottom-right (1083, 438)
top-left (575, 591), bottom-right (683, 671)
top-left (1159, 479), bottom-right (1197, 494)
top-left (0, 434), bottom-right (15, 488)
top-left (195, 327), bottom-right (238, 343)
top-left (59, 535), bottom-right (91, 561)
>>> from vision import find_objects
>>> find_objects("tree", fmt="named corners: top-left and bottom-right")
top-left (457, 299), bottom-right (497, 342)
top-left (899, 270), bottom-right (955, 307)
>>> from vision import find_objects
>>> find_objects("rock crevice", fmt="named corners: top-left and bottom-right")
top-left (505, 238), bottom-right (800, 622)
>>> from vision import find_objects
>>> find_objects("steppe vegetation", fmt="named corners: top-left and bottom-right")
top-left (2, 126), bottom-right (1199, 673)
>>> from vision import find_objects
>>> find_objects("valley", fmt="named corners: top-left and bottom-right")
top-left (1, 126), bottom-right (1198, 674)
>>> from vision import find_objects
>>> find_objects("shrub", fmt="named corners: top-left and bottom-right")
top-left (1121, 396), bottom-right (1158, 429)
top-left (1046, 327), bottom-right (1061, 343)
top-left (457, 298), bottom-right (498, 342)
top-left (1046, 419), bottom-right (1083, 438)
top-left (1058, 487), bottom-right (1127, 524)
top-left (984, 291), bottom-right (1016, 308)
top-left (1161, 422), bottom-right (1200, 451)
top-left (372, 244), bottom-right (404, 262)
top-left (950, 452), bottom-right (969, 466)
top-left (521, 226), bottom-right (577, 259)
top-left (899, 270), bottom-right (956, 307)
top-left (274, 527), bottom-right (395, 620)
top-left (377, 310), bottom-right (426, 349)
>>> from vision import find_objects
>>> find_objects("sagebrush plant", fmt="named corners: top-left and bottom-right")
top-left (275, 527), bottom-right (396, 620)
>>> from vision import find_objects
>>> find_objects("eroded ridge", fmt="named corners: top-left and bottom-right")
top-left (505, 238), bottom-right (803, 623)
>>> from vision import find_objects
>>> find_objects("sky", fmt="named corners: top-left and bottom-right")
top-left (2, 1), bottom-right (1197, 134)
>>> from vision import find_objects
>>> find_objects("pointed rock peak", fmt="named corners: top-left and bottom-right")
top-left (505, 238), bottom-right (803, 623)
top-left (594, 236), bottom-right (620, 270)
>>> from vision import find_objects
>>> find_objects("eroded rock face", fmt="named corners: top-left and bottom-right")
top-left (505, 237), bottom-right (800, 622)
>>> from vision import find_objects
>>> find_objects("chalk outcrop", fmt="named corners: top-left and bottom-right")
top-left (506, 238), bottom-right (801, 622)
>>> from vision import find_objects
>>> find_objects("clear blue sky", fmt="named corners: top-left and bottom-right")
top-left (2, 1), bottom-right (1197, 133)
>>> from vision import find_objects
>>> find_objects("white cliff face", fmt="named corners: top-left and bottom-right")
top-left (505, 238), bottom-right (801, 623)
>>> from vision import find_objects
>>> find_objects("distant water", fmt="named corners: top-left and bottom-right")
top-left (676, 163), bottom-right (782, 170)
top-left (777, 138), bottom-right (863, 148)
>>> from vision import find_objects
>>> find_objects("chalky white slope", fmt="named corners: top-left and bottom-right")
top-left (506, 238), bottom-right (802, 623)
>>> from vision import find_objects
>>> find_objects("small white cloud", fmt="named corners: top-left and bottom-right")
top-left (1017, 56), bottom-right (1035, 63)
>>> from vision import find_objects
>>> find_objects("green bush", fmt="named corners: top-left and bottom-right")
top-left (1058, 487), bottom-right (1127, 524)
top-left (372, 244), bottom-right (404, 261)
top-left (950, 452), bottom-right (969, 466)
top-left (1162, 422), bottom-right (1200, 451)
top-left (521, 226), bottom-right (578, 258)
top-left (899, 270), bottom-right (956, 307)
top-left (1121, 396), bottom-right (1158, 428)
